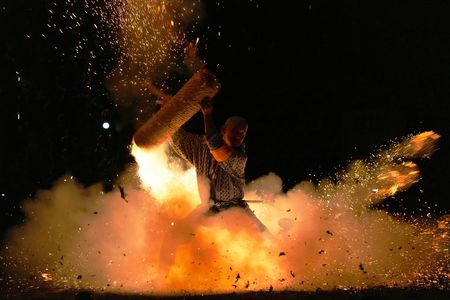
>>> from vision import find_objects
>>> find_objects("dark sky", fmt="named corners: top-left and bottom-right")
top-left (1, 0), bottom-right (450, 233)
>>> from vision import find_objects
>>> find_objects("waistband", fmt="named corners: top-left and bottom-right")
top-left (209, 199), bottom-right (249, 213)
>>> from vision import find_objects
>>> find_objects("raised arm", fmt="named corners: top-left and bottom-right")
top-left (184, 41), bottom-right (206, 73)
top-left (201, 98), bottom-right (233, 162)
top-left (201, 97), bottom-right (216, 137)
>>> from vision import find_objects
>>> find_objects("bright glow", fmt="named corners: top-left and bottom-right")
top-left (131, 142), bottom-right (199, 207)
top-left (102, 122), bottom-right (110, 129)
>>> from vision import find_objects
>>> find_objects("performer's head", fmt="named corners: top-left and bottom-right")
top-left (221, 116), bottom-right (248, 148)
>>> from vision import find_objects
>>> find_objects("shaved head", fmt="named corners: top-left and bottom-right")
top-left (224, 116), bottom-right (248, 129)
top-left (221, 116), bottom-right (248, 148)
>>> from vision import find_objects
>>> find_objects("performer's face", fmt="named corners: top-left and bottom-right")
top-left (222, 123), bottom-right (248, 148)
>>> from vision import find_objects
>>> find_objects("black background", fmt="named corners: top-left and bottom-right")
top-left (1, 0), bottom-right (449, 234)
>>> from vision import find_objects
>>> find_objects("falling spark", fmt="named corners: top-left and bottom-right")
top-left (46, 0), bottom-right (204, 112)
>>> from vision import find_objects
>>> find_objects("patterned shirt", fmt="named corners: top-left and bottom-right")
top-left (169, 128), bottom-right (247, 203)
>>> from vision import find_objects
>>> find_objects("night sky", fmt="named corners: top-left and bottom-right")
top-left (1, 0), bottom-right (450, 235)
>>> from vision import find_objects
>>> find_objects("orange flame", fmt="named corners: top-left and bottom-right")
top-left (41, 272), bottom-right (53, 282)
top-left (131, 142), bottom-right (199, 207)
top-left (376, 162), bottom-right (420, 197)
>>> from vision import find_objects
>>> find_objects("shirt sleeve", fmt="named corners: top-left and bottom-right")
top-left (206, 130), bottom-right (222, 150)
top-left (206, 129), bottom-right (247, 181)
top-left (206, 129), bottom-right (233, 162)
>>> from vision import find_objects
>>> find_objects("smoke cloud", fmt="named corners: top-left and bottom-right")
top-left (1, 132), bottom-right (448, 295)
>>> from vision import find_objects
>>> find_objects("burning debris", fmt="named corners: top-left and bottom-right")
top-left (118, 185), bottom-right (127, 202)
top-left (359, 263), bottom-right (367, 275)
top-left (40, 273), bottom-right (52, 282)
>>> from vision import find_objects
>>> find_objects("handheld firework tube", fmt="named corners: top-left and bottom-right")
top-left (133, 68), bottom-right (220, 149)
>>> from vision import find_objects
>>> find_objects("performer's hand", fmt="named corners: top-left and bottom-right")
top-left (185, 41), bottom-right (200, 61)
top-left (184, 40), bottom-right (206, 71)
top-left (200, 97), bottom-right (213, 115)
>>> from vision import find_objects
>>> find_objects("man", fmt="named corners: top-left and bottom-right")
top-left (143, 42), bottom-right (261, 219)
top-left (169, 97), bottom-right (252, 214)
top-left (154, 93), bottom-right (269, 278)
top-left (145, 44), bottom-right (268, 278)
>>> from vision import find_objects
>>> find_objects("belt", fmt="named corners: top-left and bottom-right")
top-left (209, 199), bottom-right (249, 213)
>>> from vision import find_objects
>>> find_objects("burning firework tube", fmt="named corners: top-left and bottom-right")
top-left (133, 68), bottom-right (220, 149)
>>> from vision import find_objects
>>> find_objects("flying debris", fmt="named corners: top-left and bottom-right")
top-left (359, 263), bottom-right (367, 274)
top-left (118, 185), bottom-right (127, 202)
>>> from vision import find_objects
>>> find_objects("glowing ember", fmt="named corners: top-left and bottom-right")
top-left (41, 272), bottom-right (53, 282)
